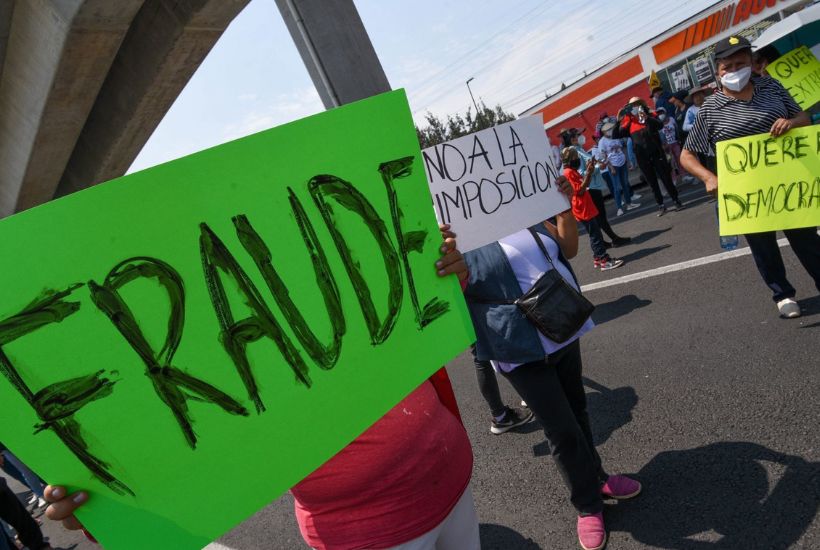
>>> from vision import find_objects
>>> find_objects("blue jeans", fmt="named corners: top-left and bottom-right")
top-left (610, 164), bottom-right (632, 206)
top-left (582, 218), bottom-right (608, 260)
top-left (600, 171), bottom-right (615, 198)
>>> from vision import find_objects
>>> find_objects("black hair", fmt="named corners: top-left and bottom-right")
top-left (754, 44), bottom-right (781, 64)
top-left (672, 90), bottom-right (688, 102)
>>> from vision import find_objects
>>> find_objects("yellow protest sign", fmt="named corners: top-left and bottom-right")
top-left (648, 70), bottom-right (661, 91)
top-left (766, 46), bottom-right (820, 110)
top-left (716, 125), bottom-right (820, 236)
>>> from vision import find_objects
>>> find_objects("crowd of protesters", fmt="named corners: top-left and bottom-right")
top-left (10, 33), bottom-right (817, 550)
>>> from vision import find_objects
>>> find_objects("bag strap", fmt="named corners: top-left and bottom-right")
top-left (465, 229), bottom-right (557, 306)
top-left (528, 227), bottom-right (556, 269)
top-left (464, 294), bottom-right (516, 305)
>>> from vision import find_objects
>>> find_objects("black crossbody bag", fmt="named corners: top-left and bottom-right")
top-left (469, 229), bottom-right (595, 343)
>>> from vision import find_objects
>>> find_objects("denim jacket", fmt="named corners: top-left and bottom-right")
top-left (463, 226), bottom-right (579, 363)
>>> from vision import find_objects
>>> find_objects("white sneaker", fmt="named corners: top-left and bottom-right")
top-left (776, 298), bottom-right (801, 318)
top-left (631, 193), bottom-right (642, 200)
top-left (616, 208), bottom-right (624, 216)
top-left (626, 202), bottom-right (640, 210)
top-left (27, 494), bottom-right (38, 506)
top-left (600, 258), bottom-right (625, 271)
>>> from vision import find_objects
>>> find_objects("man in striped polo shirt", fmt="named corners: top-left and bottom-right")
top-left (680, 35), bottom-right (818, 319)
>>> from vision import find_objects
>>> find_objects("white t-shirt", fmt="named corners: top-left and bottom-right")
top-left (598, 136), bottom-right (626, 167)
top-left (660, 117), bottom-right (678, 145)
top-left (491, 229), bottom-right (595, 373)
top-left (591, 145), bottom-right (609, 173)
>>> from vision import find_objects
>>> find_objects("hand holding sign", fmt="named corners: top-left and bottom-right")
top-left (556, 175), bottom-right (573, 200)
top-left (44, 485), bottom-right (86, 531)
top-left (770, 117), bottom-right (794, 138)
top-left (703, 172), bottom-right (719, 194)
top-left (436, 224), bottom-right (468, 282)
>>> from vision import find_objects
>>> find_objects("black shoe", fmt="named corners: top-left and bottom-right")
top-left (603, 240), bottom-right (613, 249)
top-left (657, 206), bottom-right (667, 217)
top-left (613, 237), bottom-right (631, 247)
top-left (674, 200), bottom-right (685, 211)
top-left (490, 406), bottom-right (534, 434)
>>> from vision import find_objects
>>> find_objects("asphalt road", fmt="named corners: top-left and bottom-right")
top-left (15, 182), bottom-right (820, 550)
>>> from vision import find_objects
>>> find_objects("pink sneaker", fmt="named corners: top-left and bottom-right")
top-left (577, 512), bottom-right (606, 550)
top-left (601, 475), bottom-right (641, 500)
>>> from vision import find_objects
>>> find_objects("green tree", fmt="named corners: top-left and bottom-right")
top-left (415, 102), bottom-right (516, 149)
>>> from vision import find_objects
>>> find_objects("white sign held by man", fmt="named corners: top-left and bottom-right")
top-left (422, 116), bottom-right (569, 252)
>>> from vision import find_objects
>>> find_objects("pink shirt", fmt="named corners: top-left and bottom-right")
top-left (291, 381), bottom-right (473, 550)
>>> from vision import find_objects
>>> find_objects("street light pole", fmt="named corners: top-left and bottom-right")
top-left (466, 77), bottom-right (482, 121)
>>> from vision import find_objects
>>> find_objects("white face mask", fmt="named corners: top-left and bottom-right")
top-left (604, 130), bottom-right (613, 138)
top-left (577, 135), bottom-right (586, 147)
top-left (631, 106), bottom-right (640, 115)
top-left (659, 114), bottom-right (667, 121)
top-left (721, 66), bottom-right (752, 92)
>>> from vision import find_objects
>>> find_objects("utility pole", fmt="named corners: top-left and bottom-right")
top-left (275, 0), bottom-right (391, 108)
top-left (466, 77), bottom-right (482, 123)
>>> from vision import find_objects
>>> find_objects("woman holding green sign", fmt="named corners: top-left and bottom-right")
top-left (681, 34), bottom-right (819, 319)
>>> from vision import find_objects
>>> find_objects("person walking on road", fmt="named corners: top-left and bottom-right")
top-left (615, 97), bottom-right (684, 216)
top-left (680, 35), bottom-right (818, 319)
top-left (462, 207), bottom-right (640, 550)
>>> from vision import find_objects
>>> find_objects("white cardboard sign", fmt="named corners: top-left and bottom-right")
top-left (421, 116), bottom-right (570, 252)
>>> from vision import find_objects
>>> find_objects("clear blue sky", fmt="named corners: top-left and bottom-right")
top-left (129, 0), bottom-right (718, 172)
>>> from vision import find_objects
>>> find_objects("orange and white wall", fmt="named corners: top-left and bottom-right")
top-left (522, 0), bottom-right (806, 145)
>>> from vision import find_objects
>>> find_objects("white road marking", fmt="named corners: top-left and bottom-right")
top-left (580, 238), bottom-right (790, 293)
top-left (204, 543), bottom-right (237, 550)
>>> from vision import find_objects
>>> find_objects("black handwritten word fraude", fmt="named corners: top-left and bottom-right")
top-left (0, 157), bottom-right (449, 497)
top-left (424, 125), bottom-right (559, 224)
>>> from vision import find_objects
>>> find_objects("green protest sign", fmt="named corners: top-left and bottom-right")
top-left (717, 124), bottom-right (820, 235)
top-left (766, 45), bottom-right (820, 110)
top-left (0, 89), bottom-right (475, 549)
